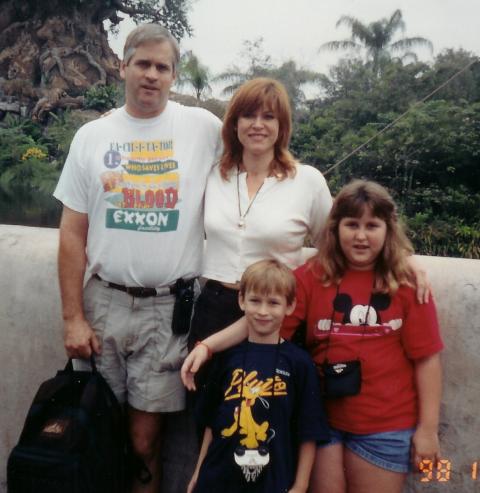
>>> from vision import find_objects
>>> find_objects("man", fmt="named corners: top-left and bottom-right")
top-left (53, 24), bottom-right (222, 493)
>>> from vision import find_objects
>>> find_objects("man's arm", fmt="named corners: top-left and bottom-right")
top-left (288, 441), bottom-right (316, 493)
top-left (58, 206), bottom-right (100, 358)
top-left (187, 427), bottom-right (213, 493)
top-left (412, 353), bottom-right (442, 468)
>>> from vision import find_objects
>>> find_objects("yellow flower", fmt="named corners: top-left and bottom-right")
top-left (21, 147), bottom-right (47, 161)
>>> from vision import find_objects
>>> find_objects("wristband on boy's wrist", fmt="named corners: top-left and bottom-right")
top-left (195, 341), bottom-right (213, 360)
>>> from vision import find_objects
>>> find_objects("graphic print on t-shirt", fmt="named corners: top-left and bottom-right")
top-left (101, 139), bottom-right (179, 232)
top-left (314, 291), bottom-right (403, 338)
top-left (221, 368), bottom-right (287, 449)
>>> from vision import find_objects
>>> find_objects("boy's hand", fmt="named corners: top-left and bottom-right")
top-left (181, 344), bottom-right (210, 390)
top-left (412, 426), bottom-right (440, 469)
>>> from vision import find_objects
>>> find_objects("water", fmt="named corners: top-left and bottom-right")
top-left (0, 187), bottom-right (62, 228)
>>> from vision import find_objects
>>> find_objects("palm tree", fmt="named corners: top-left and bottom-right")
top-left (268, 61), bottom-right (326, 111)
top-left (217, 60), bottom-right (322, 115)
top-left (320, 10), bottom-right (433, 75)
top-left (215, 39), bottom-right (324, 115)
top-left (176, 51), bottom-right (212, 101)
top-left (214, 38), bottom-right (273, 96)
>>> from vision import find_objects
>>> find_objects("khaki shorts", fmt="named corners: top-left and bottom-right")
top-left (76, 276), bottom-right (188, 412)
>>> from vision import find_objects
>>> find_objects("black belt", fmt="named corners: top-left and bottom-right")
top-left (94, 274), bottom-right (179, 298)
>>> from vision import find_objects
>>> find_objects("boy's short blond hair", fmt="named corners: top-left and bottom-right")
top-left (240, 259), bottom-right (296, 305)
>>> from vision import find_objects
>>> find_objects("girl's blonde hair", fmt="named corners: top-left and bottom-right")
top-left (219, 78), bottom-right (297, 180)
top-left (309, 179), bottom-right (415, 294)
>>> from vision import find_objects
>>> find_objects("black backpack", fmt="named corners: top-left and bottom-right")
top-left (7, 358), bottom-right (126, 493)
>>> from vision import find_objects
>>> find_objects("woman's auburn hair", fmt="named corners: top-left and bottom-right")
top-left (219, 78), bottom-right (297, 180)
top-left (309, 179), bottom-right (415, 294)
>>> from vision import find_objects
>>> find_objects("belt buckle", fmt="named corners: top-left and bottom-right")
top-left (126, 286), bottom-right (154, 298)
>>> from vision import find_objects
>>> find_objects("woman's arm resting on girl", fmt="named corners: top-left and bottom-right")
top-left (412, 353), bottom-right (442, 468)
top-left (407, 255), bottom-right (432, 304)
top-left (181, 316), bottom-right (248, 390)
top-left (288, 441), bottom-right (316, 493)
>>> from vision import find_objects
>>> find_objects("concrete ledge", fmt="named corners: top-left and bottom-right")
top-left (1, 225), bottom-right (479, 492)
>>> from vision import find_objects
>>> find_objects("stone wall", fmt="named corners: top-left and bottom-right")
top-left (0, 225), bottom-right (479, 492)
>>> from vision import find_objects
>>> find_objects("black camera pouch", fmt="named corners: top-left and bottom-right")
top-left (321, 360), bottom-right (362, 398)
top-left (171, 279), bottom-right (195, 335)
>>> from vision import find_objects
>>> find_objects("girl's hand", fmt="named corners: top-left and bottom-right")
top-left (181, 343), bottom-right (210, 390)
top-left (412, 427), bottom-right (440, 470)
top-left (407, 256), bottom-right (431, 304)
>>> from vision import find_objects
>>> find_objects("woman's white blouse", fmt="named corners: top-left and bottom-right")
top-left (203, 163), bottom-right (332, 283)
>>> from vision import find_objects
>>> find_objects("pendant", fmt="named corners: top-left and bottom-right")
top-left (238, 218), bottom-right (245, 228)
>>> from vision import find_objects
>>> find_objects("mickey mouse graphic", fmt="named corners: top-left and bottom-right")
top-left (316, 292), bottom-right (403, 333)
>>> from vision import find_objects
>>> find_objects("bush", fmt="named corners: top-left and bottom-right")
top-left (44, 111), bottom-right (94, 167)
top-left (405, 213), bottom-right (480, 259)
top-left (84, 84), bottom-right (120, 111)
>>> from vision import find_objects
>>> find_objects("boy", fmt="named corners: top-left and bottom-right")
top-left (187, 259), bottom-right (329, 493)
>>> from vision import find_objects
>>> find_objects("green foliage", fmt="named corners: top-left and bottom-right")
top-left (292, 45), bottom-right (480, 259)
top-left (0, 158), bottom-right (60, 195)
top-left (0, 116), bottom-right (59, 195)
top-left (0, 115), bottom-right (44, 173)
top-left (405, 214), bottom-right (480, 259)
top-left (0, 129), bottom-right (36, 174)
top-left (430, 49), bottom-right (480, 103)
top-left (0, 109), bottom-right (96, 198)
top-left (45, 110), bottom-right (98, 167)
top-left (84, 84), bottom-right (119, 111)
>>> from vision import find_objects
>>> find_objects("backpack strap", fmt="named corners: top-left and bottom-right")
top-left (64, 355), bottom-right (98, 373)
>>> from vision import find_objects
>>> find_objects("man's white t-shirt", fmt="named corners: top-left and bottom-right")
top-left (54, 102), bottom-right (222, 287)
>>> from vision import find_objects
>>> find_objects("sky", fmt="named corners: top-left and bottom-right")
top-left (108, 0), bottom-right (479, 98)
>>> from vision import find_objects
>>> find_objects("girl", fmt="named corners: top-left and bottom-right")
top-left (183, 180), bottom-right (442, 493)
top-left (281, 179), bottom-right (443, 493)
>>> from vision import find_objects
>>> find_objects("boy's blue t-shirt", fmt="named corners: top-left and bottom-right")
top-left (194, 340), bottom-right (329, 493)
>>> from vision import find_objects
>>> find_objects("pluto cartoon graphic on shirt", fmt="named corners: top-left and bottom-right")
top-left (221, 369), bottom-right (287, 448)
top-left (220, 368), bottom-right (287, 482)
top-left (101, 139), bottom-right (180, 233)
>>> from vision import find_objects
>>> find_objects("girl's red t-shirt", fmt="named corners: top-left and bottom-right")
top-left (282, 264), bottom-right (443, 434)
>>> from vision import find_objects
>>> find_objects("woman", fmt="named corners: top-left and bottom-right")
top-left (188, 78), bottom-right (333, 349)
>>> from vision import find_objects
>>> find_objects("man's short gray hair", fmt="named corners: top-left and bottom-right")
top-left (123, 24), bottom-right (180, 73)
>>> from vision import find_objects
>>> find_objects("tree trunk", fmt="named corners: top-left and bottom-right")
top-left (0, 0), bottom-right (121, 120)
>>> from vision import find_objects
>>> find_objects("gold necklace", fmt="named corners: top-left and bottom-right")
top-left (236, 165), bottom-right (265, 228)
